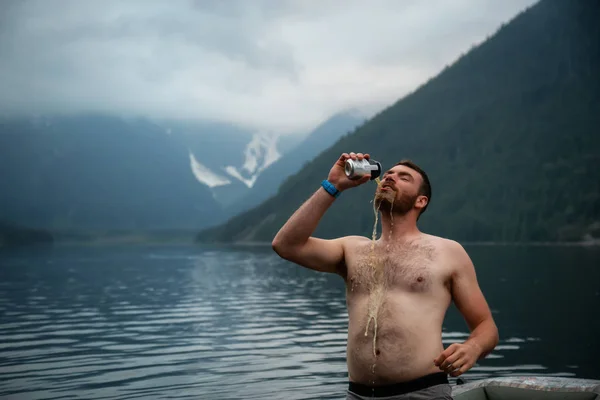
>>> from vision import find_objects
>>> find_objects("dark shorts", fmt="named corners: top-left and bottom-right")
top-left (346, 372), bottom-right (453, 399)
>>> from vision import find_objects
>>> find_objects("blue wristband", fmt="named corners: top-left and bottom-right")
top-left (321, 179), bottom-right (340, 198)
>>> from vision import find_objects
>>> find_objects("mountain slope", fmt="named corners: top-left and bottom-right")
top-left (196, 0), bottom-right (600, 244)
top-left (0, 220), bottom-right (53, 248)
top-left (0, 115), bottom-right (224, 232)
top-left (228, 111), bottom-right (364, 215)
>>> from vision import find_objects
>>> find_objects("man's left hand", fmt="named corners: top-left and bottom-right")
top-left (434, 342), bottom-right (481, 377)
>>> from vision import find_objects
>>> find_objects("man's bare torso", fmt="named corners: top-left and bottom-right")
top-left (341, 233), bottom-right (454, 385)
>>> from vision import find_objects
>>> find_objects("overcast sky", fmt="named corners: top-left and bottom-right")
top-left (0, 0), bottom-right (538, 134)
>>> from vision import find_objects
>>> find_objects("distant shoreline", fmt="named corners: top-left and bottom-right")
top-left (45, 236), bottom-right (600, 248)
top-left (4, 228), bottom-right (596, 248)
top-left (229, 240), bottom-right (600, 247)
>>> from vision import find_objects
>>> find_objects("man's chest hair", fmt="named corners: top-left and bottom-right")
top-left (349, 239), bottom-right (445, 291)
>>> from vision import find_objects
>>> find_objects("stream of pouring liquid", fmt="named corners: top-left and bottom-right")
top-left (366, 178), bottom-right (384, 355)
top-left (364, 176), bottom-right (395, 380)
top-left (366, 176), bottom-right (382, 340)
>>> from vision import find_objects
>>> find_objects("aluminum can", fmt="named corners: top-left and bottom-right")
top-left (344, 158), bottom-right (382, 180)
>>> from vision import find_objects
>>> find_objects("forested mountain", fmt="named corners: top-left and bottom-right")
top-left (0, 221), bottom-right (53, 248)
top-left (0, 110), bottom-right (360, 239)
top-left (196, 0), bottom-right (600, 244)
top-left (0, 115), bottom-right (223, 232)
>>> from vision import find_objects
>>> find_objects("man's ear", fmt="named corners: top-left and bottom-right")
top-left (415, 195), bottom-right (428, 210)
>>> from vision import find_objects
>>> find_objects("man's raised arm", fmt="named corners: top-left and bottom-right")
top-left (272, 152), bottom-right (371, 275)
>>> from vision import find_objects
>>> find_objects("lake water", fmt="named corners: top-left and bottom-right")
top-left (0, 244), bottom-right (598, 399)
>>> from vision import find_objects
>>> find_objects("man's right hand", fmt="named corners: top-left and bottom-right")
top-left (328, 152), bottom-right (373, 192)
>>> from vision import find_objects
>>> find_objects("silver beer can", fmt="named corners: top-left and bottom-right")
top-left (345, 158), bottom-right (382, 180)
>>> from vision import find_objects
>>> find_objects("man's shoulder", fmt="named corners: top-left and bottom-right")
top-left (340, 235), bottom-right (372, 244)
top-left (421, 234), bottom-right (468, 258)
top-left (423, 235), bottom-right (474, 275)
top-left (335, 235), bottom-right (372, 251)
top-left (420, 233), bottom-right (464, 248)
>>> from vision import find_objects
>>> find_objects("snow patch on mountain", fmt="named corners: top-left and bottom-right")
top-left (243, 133), bottom-right (280, 173)
top-left (224, 165), bottom-right (257, 188)
top-left (189, 152), bottom-right (231, 188)
top-left (225, 133), bottom-right (281, 188)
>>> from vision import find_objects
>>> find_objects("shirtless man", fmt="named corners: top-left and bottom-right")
top-left (272, 152), bottom-right (499, 399)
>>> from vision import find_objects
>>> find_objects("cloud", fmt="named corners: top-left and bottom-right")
top-left (0, 0), bottom-right (538, 134)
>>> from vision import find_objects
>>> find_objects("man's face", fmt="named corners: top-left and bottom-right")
top-left (375, 165), bottom-right (422, 214)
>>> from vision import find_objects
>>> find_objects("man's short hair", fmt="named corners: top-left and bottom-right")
top-left (394, 159), bottom-right (432, 217)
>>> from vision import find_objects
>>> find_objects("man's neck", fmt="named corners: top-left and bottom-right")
top-left (378, 211), bottom-right (421, 243)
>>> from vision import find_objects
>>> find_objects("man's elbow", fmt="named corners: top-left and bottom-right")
top-left (271, 237), bottom-right (292, 259)
top-left (482, 318), bottom-right (500, 357)
top-left (491, 319), bottom-right (500, 347)
top-left (271, 238), bottom-right (282, 255)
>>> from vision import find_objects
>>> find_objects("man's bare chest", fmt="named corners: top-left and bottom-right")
top-left (346, 240), bottom-right (447, 293)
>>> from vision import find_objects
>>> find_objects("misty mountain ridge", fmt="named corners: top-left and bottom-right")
top-left (176, 110), bottom-right (364, 208)
top-left (0, 114), bottom-right (224, 232)
top-left (0, 110), bottom-right (365, 235)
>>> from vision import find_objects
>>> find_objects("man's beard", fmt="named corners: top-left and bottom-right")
top-left (374, 188), bottom-right (417, 215)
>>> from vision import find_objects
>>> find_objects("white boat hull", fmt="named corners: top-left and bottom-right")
top-left (452, 376), bottom-right (600, 400)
